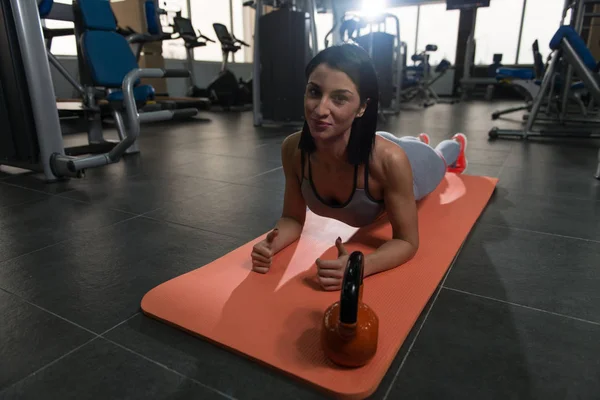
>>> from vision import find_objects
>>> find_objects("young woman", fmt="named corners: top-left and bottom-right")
top-left (251, 44), bottom-right (468, 291)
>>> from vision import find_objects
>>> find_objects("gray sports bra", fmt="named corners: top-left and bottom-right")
top-left (300, 152), bottom-right (385, 227)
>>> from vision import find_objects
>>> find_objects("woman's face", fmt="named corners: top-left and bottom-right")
top-left (304, 63), bottom-right (367, 143)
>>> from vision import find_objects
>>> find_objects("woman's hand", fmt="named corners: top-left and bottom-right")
top-left (251, 229), bottom-right (279, 273)
top-left (316, 237), bottom-right (349, 291)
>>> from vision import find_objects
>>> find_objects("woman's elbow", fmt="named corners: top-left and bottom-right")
top-left (407, 239), bottom-right (419, 260)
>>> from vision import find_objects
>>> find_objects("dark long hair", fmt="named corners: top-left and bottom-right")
top-left (298, 43), bottom-right (379, 165)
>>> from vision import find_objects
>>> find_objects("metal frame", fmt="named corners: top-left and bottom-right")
top-left (10, 0), bottom-right (66, 181)
top-left (489, 36), bottom-right (600, 179)
top-left (489, 0), bottom-right (600, 179)
top-left (557, 0), bottom-right (587, 123)
top-left (41, 2), bottom-right (137, 156)
top-left (3, 0), bottom-right (196, 182)
top-left (46, 47), bottom-right (114, 156)
top-left (252, 0), bottom-right (261, 126)
top-left (458, 8), bottom-right (498, 99)
top-left (323, 11), bottom-right (405, 117)
top-left (355, 12), bottom-right (405, 116)
top-left (514, 0), bottom-right (528, 64)
top-left (53, 68), bottom-right (196, 175)
top-left (376, 13), bottom-right (404, 116)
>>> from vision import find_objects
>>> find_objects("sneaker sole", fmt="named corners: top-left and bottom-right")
top-left (451, 133), bottom-right (468, 173)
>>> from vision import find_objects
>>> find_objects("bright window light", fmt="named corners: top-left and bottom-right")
top-left (362, 0), bottom-right (387, 20)
top-left (474, 0), bottom-right (524, 65)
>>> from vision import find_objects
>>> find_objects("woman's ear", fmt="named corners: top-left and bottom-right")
top-left (356, 99), bottom-right (369, 118)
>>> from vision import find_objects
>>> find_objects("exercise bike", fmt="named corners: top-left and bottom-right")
top-left (173, 16), bottom-right (251, 109)
top-left (207, 23), bottom-right (252, 109)
top-left (172, 15), bottom-right (216, 99)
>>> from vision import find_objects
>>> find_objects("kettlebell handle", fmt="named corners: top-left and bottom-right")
top-left (339, 251), bottom-right (364, 325)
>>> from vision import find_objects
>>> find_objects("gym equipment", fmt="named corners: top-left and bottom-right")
top-left (171, 15), bottom-right (215, 98)
top-left (118, 1), bottom-right (211, 110)
top-left (491, 42), bottom-right (542, 120)
top-left (0, 0), bottom-right (195, 181)
top-left (72, 0), bottom-right (198, 151)
top-left (207, 22), bottom-right (252, 109)
top-left (321, 251), bottom-right (379, 368)
top-left (247, 0), bottom-right (319, 126)
top-left (553, 0), bottom-right (590, 124)
top-left (39, 0), bottom-right (125, 157)
top-left (141, 173), bottom-right (498, 399)
top-left (491, 40), bottom-right (588, 121)
top-left (118, 0), bottom-right (175, 62)
top-left (489, 25), bottom-right (600, 179)
top-left (487, 53), bottom-right (503, 78)
top-left (401, 45), bottom-right (457, 107)
top-left (176, 20), bottom-right (252, 109)
top-left (456, 0), bottom-right (498, 100)
top-left (326, 12), bottom-right (405, 118)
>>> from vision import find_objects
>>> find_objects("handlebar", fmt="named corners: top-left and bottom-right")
top-left (199, 34), bottom-right (216, 43)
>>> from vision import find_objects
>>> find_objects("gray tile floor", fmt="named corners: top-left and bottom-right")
top-left (1, 101), bottom-right (600, 399)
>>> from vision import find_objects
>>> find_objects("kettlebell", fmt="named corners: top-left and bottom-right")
top-left (321, 251), bottom-right (379, 367)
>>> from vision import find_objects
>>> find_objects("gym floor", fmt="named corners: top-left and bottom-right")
top-left (1, 101), bottom-right (600, 399)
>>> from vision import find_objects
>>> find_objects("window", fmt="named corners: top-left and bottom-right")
top-left (474, 0), bottom-right (525, 65)
top-left (190, 1), bottom-right (231, 62)
top-left (385, 6), bottom-right (419, 64)
top-left (46, 0), bottom-right (77, 56)
top-left (415, 3), bottom-right (459, 65)
top-left (316, 12), bottom-right (334, 51)
top-left (230, 0), bottom-right (255, 63)
top-left (160, 0), bottom-right (189, 60)
top-left (517, 0), bottom-right (563, 64)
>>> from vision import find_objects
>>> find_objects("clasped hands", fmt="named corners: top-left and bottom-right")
top-left (250, 228), bottom-right (349, 291)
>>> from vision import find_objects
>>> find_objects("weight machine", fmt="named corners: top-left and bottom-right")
top-left (0, 0), bottom-right (196, 182)
top-left (245, 0), bottom-right (320, 126)
top-left (324, 11), bottom-right (405, 119)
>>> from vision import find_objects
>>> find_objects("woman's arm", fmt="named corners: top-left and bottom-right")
top-left (364, 146), bottom-right (419, 277)
top-left (269, 133), bottom-right (307, 254)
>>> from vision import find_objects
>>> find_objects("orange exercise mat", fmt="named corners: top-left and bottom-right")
top-left (141, 174), bottom-right (498, 399)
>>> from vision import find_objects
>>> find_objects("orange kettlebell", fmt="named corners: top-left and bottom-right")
top-left (321, 251), bottom-right (379, 367)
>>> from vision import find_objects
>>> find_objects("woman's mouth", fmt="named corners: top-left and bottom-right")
top-left (311, 119), bottom-right (332, 130)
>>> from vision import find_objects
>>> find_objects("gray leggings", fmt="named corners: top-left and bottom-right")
top-left (377, 131), bottom-right (460, 200)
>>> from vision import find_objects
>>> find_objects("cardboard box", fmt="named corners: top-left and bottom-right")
top-left (588, 5), bottom-right (600, 60)
top-left (142, 41), bottom-right (164, 55)
top-left (588, 26), bottom-right (600, 60)
top-left (139, 53), bottom-right (168, 95)
top-left (110, 0), bottom-right (146, 34)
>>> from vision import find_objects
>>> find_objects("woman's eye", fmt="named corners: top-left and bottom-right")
top-left (333, 96), bottom-right (348, 104)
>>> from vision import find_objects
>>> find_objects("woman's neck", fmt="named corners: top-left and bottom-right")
top-left (313, 129), bottom-right (351, 169)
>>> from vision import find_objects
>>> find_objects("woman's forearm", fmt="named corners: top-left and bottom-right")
top-left (364, 239), bottom-right (418, 277)
top-left (271, 216), bottom-right (304, 254)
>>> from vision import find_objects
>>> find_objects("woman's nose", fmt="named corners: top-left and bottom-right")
top-left (314, 98), bottom-right (331, 116)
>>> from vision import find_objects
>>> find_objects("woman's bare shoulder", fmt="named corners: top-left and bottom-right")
top-left (280, 132), bottom-right (303, 179)
top-left (281, 131), bottom-right (302, 160)
top-left (282, 131), bottom-right (301, 148)
top-left (370, 135), bottom-right (412, 181)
